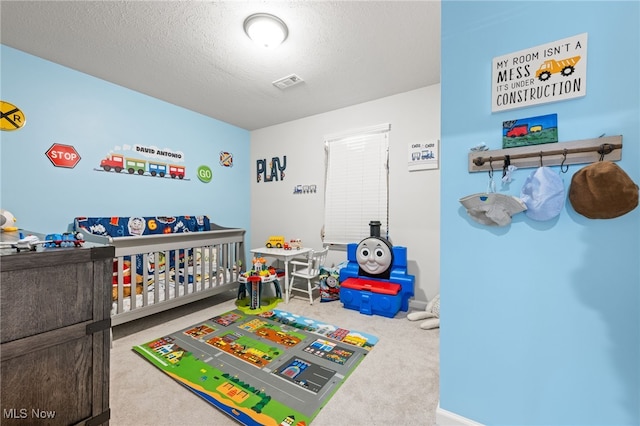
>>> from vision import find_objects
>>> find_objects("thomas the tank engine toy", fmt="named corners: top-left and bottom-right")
top-left (339, 221), bottom-right (415, 318)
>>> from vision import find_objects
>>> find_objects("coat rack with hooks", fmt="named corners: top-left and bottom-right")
top-left (468, 135), bottom-right (622, 173)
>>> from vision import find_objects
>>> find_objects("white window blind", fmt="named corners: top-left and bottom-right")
top-left (323, 124), bottom-right (390, 245)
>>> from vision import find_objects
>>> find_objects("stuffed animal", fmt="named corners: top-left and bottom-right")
top-left (112, 259), bottom-right (143, 300)
top-left (407, 293), bottom-right (440, 330)
top-left (0, 209), bottom-right (18, 232)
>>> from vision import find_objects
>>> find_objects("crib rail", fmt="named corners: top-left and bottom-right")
top-left (79, 227), bottom-right (246, 326)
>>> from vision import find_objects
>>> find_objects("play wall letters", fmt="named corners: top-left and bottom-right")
top-left (256, 155), bottom-right (287, 183)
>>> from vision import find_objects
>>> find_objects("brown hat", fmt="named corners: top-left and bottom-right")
top-left (569, 161), bottom-right (639, 219)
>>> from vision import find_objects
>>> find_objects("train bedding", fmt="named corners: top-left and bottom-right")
top-left (74, 216), bottom-right (246, 326)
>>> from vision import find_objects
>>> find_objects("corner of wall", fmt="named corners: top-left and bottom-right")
top-left (436, 403), bottom-right (484, 426)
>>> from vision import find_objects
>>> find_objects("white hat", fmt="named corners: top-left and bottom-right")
top-left (460, 193), bottom-right (527, 226)
top-left (520, 166), bottom-right (565, 221)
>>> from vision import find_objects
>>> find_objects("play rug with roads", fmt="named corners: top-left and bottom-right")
top-left (133, 308), bottom-right (378, 426)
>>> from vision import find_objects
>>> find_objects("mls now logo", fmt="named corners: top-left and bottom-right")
top-left (3, 408), bottom-right (56, 419)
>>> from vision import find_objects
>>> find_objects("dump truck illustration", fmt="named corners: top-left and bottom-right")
top-left (536, 55), bottom-right (581, 81)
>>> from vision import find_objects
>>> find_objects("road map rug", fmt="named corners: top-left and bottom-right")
top-left (133, 309), bottom-right (378, 426)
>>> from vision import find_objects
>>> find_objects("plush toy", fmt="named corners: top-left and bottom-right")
top-left (407, 293), bottom-right (440, 330)
top-left (0, 209), bottom-right (18, 232)
top-left (112, 259), bottom-right (143, 300)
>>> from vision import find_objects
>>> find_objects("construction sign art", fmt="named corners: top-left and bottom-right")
top-left (492, 33), bottom-right (587, 112)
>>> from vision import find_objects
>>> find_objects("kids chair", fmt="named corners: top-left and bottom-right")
top-left (288, 247), bottom-right (329, 304)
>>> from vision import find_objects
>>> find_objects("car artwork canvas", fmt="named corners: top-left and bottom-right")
top-left (502, 113), bottom-right (558, 149)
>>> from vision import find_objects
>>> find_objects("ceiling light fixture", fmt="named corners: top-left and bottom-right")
top-left (243, 13), bottom-right (288, 48)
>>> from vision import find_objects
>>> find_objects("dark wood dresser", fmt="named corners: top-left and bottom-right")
top-left (1, 231), bottom-right (114, 425)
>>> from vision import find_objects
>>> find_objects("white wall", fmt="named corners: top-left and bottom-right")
top-left (250, 85), bottom-right (441, 303)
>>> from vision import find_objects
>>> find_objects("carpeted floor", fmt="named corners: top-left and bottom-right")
top-left (110, 290), bottom-right (439, 426)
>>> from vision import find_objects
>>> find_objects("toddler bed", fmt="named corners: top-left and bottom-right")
top-left (75, 215), bottom-right (246, 326)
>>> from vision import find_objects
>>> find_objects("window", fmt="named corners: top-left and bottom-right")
top-left (323, 123), bottom-right (390, 246)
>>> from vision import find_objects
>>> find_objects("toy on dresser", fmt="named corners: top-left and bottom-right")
top-left (0, 209), bottom-right (18, 232)
top-left (0, 229), bottom-right (85, 253)
top-left (339, 221), bottom-right (415, 318)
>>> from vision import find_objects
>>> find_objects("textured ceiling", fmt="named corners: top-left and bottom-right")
top-left (0, 1), bottom-right (440, 131)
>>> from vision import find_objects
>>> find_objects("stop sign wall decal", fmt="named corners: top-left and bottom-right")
top-left (45, 143), bottom-right (81, 168)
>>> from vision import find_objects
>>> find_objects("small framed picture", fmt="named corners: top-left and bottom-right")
top-left (502, 113), bottom-right (558, 148)
top-left (408, 140), bottom-right (439, 171)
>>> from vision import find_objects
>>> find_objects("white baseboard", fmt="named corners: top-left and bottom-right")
top-left (409, 299), bottom-right (428, 311)
top-left (436, 402), bottom-right (484, 426)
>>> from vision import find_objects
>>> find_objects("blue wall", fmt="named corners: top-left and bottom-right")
top-left (1, 46), bottom-right (250, 238)
top-left (441, 1), bottom-right (639, 425)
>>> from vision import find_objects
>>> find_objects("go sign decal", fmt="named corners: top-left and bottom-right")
top-left (197, 165), bottom-right (212, 183)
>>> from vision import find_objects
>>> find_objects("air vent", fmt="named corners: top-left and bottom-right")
top-left (272, 74), bottom-right (304, 90)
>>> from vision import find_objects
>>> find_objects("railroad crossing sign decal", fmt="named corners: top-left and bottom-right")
top-left (0, 101), bottom-right (26, 131)
top-left (219, 151), bottom-right (233, 167)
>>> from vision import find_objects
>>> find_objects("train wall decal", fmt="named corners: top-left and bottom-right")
top-left (97, 153), bottom-right (187, 179)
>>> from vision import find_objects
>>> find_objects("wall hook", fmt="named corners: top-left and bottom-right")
top-left (560, 149), bottom-right (569, 173)
top-left (598, 143), bottom-right (613, 161)
top-left (502, 155), bottom-right (511, 179)
top-left (468, 135), bottom-right (622, 173)
top-left (487, 157), bottom-right (496, 193)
